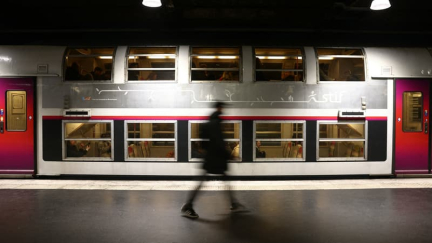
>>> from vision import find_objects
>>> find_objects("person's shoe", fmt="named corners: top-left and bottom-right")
top-left (230, 203), bottom-right (248, 213)
top-left (181, 204), bottom-right (199, 219)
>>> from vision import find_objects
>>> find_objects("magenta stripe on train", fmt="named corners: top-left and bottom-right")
top-left (43, 116), bottom-right (387, 121)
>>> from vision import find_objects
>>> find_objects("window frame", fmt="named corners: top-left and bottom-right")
top-left (253, 47), bottom-right (305, 82)
top-left (62, 120), bottom-right (114, 161)
top-left (253, 120), bottom-right (306, 162)
top-left (124, 120), bottom-right (177, 162)
top-left (125, 46), bottom-right (178, 83)
top-left (316, 120), bottom-right (368, 161)
top-left (188, 120), bottom-right (242, 162)
top-left (63, 47), bottom-right (116, 83)
top-left (189, 46), bottom-right (242, 83)
top-left (315, 47), bottom-right (366, 83)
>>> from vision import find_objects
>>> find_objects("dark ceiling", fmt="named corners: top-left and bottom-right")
top-left (1, 0), bottom-right (432, 46)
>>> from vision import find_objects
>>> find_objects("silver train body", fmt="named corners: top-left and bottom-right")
top-left (1, 46), bottom-right (432, 177)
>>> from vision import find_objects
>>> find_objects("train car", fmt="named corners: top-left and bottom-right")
top-left (0, 45), bottom-right (431, 177)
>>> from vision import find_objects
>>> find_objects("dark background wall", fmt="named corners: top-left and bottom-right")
top-left (2, 1), bottom-right (432, 47)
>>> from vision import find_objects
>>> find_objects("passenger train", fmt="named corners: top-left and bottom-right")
top-left (0, 45), bottom-right (431, 177)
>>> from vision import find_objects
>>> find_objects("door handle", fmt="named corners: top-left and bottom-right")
top-left (425, 120), bottom-right (428, 134)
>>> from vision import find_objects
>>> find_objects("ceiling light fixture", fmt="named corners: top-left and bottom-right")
top-left (217, 56), bottom-right (237, 59)
top-left (370, 0), bottom-right (391, 10)
top-left (142, 0), bottom-right (162, 7)
top-left (196, 56), bottom-right (237, 59)
top-left (0, 56), bottom-right (12, 62)
top-left (148, 54), bottom-right (176, 59)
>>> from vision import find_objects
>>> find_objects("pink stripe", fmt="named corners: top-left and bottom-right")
top-left (43, 115), bottom-right (388, 121)
top-left (395, 170), bottom-right (429, 174)
top-left (0, 170), bottom-right (34, 174)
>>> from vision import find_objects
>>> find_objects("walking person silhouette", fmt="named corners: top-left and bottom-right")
top-left (181, 101), bottom-right (247, 219)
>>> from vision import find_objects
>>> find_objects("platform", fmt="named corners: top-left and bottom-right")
top-left (1, 178), bottom-right (432, 243)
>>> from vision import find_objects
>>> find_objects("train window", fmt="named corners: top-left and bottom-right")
top-left (127, 47), bottom-right (177, 81)
top-left (189, 121), bottom-right (241, 161)
top-left (402, 92), bottom-right (423, 132)
top-left (6, 91), bottom-right (27, 131)
top-left (254, 121), bottom-right (305, 161)
top-left (63, 121), bottom-right (113, 160)
top-left (317, 121), bottom-right (367, 161)
top-left (190, 47), bottom-right (241, 82)
top-left (125, 121), bottom-right (176, 161)
top-left (316, 48), bottom-right (365, 82)
top-left (64, 47), bottom-right (115, 81)
top-left (254, 48), bottom-right (303, 82)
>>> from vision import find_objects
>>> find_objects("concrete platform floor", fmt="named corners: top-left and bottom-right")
top-left (1, 179), bottom-right (432, 243)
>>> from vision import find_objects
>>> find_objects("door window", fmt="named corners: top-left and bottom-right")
top-left (6, 91), bottom-right (26, 131)
top-left (403, 92), bottom-right (423, 132)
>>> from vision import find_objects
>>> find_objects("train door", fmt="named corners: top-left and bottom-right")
top-left (0, 78), bottom-right (35, 174)
top-left (395, 79), bottom-right (430, 174)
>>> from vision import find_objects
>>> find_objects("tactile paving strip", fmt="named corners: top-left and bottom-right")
top-left (1, 179), bottom-right (432, 190)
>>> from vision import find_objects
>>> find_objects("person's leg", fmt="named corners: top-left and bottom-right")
top-left (185, 173), bottom-right (206, 205)
top-left (223, 173), bottom-right (248, 213)
top-left (181, 172), bottom-right (206, 218)
top-left (222, 173), bottom-right (237, 205)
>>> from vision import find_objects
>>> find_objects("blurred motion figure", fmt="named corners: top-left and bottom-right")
top-left (181, 101), bottom-right (247, 219)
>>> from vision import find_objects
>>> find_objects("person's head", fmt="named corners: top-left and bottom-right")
top-left (284, 74), bottom-right (295, 81)
top-left (256, 141), bottom-right (261, 147)
top-left (255, 58), bottom-right (262, 68)
top-left (192, 141), bottom-right (200, 149)
top-left (103, 71), bottom-right (111, 79)
top-left (94, 67), bottom-right (103, 75)
top-left (147, 72), bottom-right (157, 80)
top-left (69, 140), bottom-right (76, 145)
top-left (214, 101), bottom-right (227, 112)
top-left (129, 63), bottom-right (139, 68)
top-left (230, 142), bottom-right (238, 150)
top-left (166, 151), bottom-right (174, 158)
top-left (71, 62), bottom-right (80, 71)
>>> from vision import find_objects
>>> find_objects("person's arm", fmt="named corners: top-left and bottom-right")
top-left (256, 147), bottom-right (266, 158)
top-left (67, 148), bottom-right (87, 157)
top-left (67, 144), bottom-right (90, 157)
top-left (98, 142), bottom-right (110, 154)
